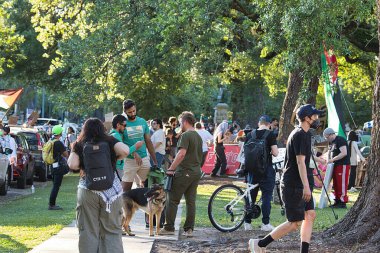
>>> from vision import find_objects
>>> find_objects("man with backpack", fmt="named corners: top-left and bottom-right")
top-left (244, 115), bottom-right (279, 231)
top-left (47, 125), bottom-right (69, 210)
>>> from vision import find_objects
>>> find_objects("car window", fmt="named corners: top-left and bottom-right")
top-left (21, 132), bottom-right (39, 150)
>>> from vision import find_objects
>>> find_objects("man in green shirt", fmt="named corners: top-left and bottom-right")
top-left (160, 111), bottom-right (203, 237)
top-left (122, 99), bottom-right (158, 192)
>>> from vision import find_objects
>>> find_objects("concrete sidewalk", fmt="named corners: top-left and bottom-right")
top-left (29, 204), bottom-right (182, 253)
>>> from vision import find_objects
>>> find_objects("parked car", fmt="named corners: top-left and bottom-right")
top-left (0, 150), bottom-right (10, 195)
top-left (10, 126), bottom-right (49, 181)
top-left (9, 133), bottom-right (35, 189)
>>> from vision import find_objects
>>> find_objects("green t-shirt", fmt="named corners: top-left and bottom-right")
top-left (177, 130), bottom-right (203, 173)
top-left (122, 116), bottom-right (149, 159)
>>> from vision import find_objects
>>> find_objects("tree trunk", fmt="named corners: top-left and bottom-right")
top-left (322, 4), bottom-right (380, 251)
top-left (306, 75), bottom-right (319, 105)
top-left (277, 70), bottom-right (303, 147)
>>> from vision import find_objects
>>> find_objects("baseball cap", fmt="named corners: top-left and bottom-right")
top-left (259, 115), bottom-right (271, 123)
top-left (323, 128), bottom-right (336, 137)
top-left (52, 125), bottom-right (63, 135)
top-left (297, 104), bottom-right (323, 120)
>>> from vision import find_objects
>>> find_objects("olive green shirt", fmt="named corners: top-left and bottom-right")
top-left (177, 130), bottom-right (203, 173)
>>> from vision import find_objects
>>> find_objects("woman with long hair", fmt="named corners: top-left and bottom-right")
top-left (68, 118), bottom-right (142, 253)
top-left (210, 121), bottom-right (231, 177)
top-left (347, 130), bottom-right (365, 192)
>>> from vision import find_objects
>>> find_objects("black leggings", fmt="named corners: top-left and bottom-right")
top-left (212, 146), bottom-right (227, 175)
top-left (348, 165), bottom-right (357, 189)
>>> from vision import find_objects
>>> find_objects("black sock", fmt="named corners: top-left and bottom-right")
top-left (258, 235), bottom-right (274, 247)
top-left (301, 241), bottom-right (309, 253)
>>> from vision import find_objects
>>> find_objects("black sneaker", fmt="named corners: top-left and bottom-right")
top-left (210, 174), bottom-right (218, 178)
top-left (48, 205), bottom-right (63, 210)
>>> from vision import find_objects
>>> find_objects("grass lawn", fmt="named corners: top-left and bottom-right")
top-left (190, 180), bottom-right (359, 232)
top-left (0, 174), bottom-right (80, 253)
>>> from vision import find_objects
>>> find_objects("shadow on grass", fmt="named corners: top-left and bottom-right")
top-left (0, 233), bottom-right (28, 253)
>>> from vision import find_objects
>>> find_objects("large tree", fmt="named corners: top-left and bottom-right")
top-left (322, 2), bottom-right (380, 251)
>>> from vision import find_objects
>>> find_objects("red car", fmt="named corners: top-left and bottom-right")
top-left (8, 133), bottom-right (35, 189)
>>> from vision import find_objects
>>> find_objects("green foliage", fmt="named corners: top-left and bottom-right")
top-left (0, 1), bottom-right (25, 74)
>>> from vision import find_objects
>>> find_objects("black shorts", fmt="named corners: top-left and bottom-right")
top-left (281, 184), bottom-right (314, 222)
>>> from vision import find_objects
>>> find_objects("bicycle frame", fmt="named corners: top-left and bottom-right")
top-left (224, 183), bottom-right (259, 211)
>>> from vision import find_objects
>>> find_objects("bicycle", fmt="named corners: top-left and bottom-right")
top-left (208, 161), bottom-right (285, 232)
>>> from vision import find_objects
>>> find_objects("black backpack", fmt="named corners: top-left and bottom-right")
top-left (244, 130), bottom-right (270, 178)
top-left (83, 141), bottom-right (115, 191)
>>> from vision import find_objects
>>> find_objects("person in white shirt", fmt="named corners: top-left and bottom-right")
top-left (347, 131), bottom-right (365, 192)
top-left (1, 126), bottom-right (17, 165)
top-left (195, 122), bottom-right (213, 167)
top-left (150, 119), bottom-right (166, 168)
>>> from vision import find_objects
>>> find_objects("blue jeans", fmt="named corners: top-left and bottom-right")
top-left (245, 164), bottom-right (275, 225)
top-left (150, 152), bottom-right (164, 168)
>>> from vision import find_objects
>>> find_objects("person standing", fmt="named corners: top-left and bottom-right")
top-left (347, 131), bottom-right (365, 192)
top-left (323, 127), bottom-right (350, 208)
top-left (110, 114), bottom-right (131, 180)
top-left (48, 125), bottom-right (69, 210)
top-left (244, 115), bottom-right (279, 232)
top-left (160, 112), bottom-right (203, 237)
top-left (210, 121), bottom-right (231, 177)
top-left (1, 126), bottom-right (17, 167)
top-left (249, 104), bottom-right (326, 253)
top-left (194, 122), bottom-right (213, 168)
top-left (65, 126), bottom-right (76, 151)
top-left (150, 118), bottom-right (166, 168)
top-left (168, 116), bottom-right (180, 158)
top-left (68, 118), bottom-right (142, 253)
top-left (121, 99), bottom-right (158, 191)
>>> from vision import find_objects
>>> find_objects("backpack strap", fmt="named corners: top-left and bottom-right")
top-left (250, 130), bottom-right (257, 140)
top-left (262, 130), bottom-right (271, 140)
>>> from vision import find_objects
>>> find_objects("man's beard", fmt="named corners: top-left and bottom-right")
top-left (127, 115), bottom-right (136, 120)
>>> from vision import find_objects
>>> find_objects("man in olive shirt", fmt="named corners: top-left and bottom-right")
top-left (160, 111), bottom-right (203, 237)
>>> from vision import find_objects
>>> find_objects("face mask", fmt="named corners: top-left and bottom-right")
top-left (310, 119), bottom-right (321, 129)
top-left (0, 130), bottom-right (3, 137)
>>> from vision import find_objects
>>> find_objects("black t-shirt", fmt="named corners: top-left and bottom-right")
top-left (245, 129), bottom-right (277, 165)
top-left (53, 140), bottom-right (66, 162)
top-left (282, 127), bottom-right (313, 188)
top-left (332, 136), bottom-right (350, 165)
top-left (73, 137), bottom-right (119, 170)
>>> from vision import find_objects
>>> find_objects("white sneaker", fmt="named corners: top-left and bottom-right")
top-left (182, 228), bottom-right (193, 237)
top-left (248, 239), bottom-right (266, 253)
top-left (348, 187), bottom-right (358, 193)
top-left (261, 223), bottom-right (275, 232)
top-left (244, 222), bottom-right (253, 231)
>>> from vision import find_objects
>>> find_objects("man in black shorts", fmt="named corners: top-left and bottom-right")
top-left (248, 104), bottom-right (326, 253)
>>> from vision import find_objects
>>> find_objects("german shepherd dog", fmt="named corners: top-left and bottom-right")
top-left (122, 184), bottom-right (166, 236)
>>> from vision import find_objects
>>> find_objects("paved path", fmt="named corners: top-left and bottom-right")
top-left (29, 203), bottom-right (182, 253)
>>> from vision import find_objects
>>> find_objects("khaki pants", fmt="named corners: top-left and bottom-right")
top-left (76, 188), bottom-right (123, 253)
top-left (164, 169), bottom-right (201, 231)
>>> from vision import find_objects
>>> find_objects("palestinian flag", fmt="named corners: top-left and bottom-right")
top-left (321, 46), bottom-right (346, 138)
top-left (0, 88), bottom-right (23, 110)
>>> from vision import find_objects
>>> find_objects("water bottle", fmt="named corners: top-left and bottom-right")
top-left (164, 175), bottom-right (174, 192)
top-left (31, 185), bottom-right (35, 194)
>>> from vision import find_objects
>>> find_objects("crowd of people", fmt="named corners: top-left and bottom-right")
top-left (7, 99), bottom-right (364, 253)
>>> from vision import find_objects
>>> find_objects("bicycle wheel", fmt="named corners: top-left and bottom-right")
top-left (208, 184), bottom-right (248, 232)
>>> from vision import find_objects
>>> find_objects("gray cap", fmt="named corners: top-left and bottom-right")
top-left (323, 128), bottom-right (336, 137)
